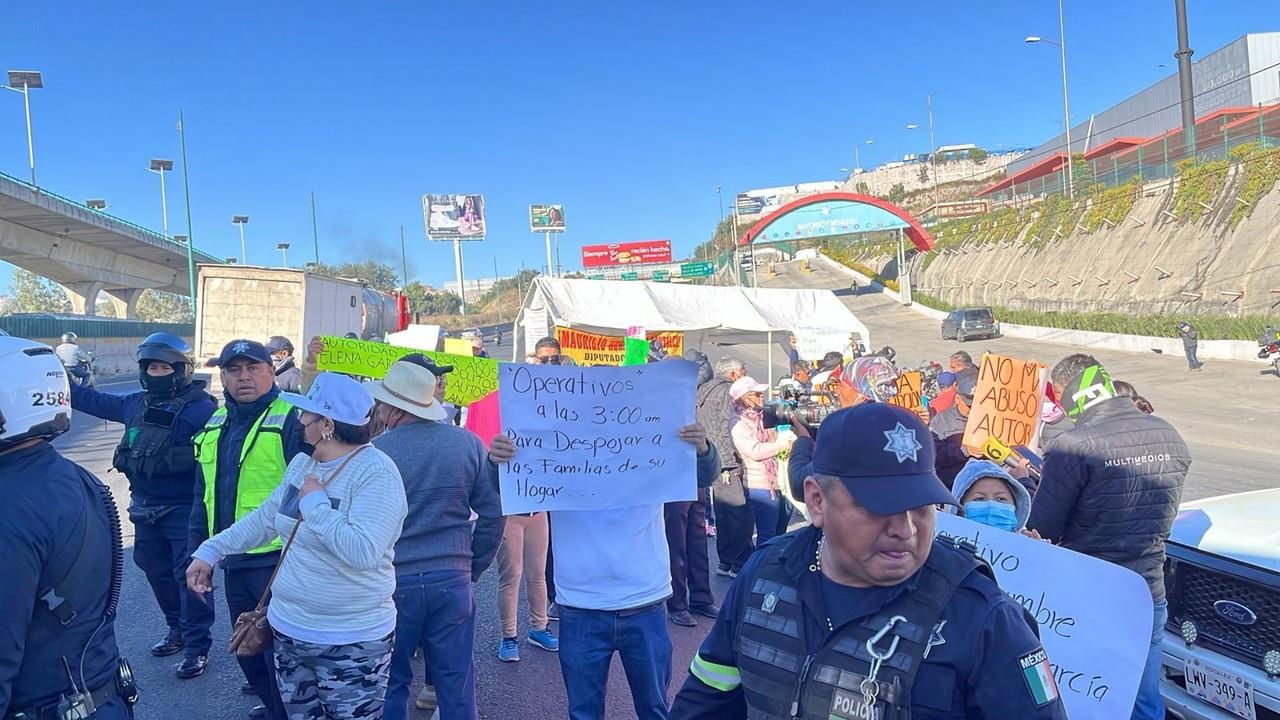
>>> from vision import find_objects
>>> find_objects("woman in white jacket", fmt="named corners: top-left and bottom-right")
top-left (188, 373), bottom-right (407, 719)
top-left (728, 376), bottom-right (794, 546)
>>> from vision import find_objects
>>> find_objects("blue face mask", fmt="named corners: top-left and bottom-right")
top-left (963, 500), bottom-right (1019, 532)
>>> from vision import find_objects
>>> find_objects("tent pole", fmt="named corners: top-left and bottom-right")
top-left (767, 331), bottom-right (774, 398)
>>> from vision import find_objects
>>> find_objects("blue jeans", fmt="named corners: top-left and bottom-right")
top-left (131, 503), bottom-right (214, 657)
top-left (747, 488), bottom-right (783, 545)
top-left (385, 570), bottom-right (476, 720)
top-left (558, 602), bottom-right (672, 720)
top-left (1131, 599), bottom-right (1169, 720)
top-left (1184, 345), bottom-right (1201, 369)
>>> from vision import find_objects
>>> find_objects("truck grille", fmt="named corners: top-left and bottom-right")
top-left (1168, 561), bottom-right (1280, 667)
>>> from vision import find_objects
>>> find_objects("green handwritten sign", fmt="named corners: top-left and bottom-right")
top-left (315, 335), bottom-right (499, 406)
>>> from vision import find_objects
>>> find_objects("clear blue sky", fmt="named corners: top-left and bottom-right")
top-left (0, 1), bottom-right (1273, 292)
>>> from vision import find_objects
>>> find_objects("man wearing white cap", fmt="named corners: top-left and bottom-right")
top-left (368, 355), bottom-right (505, 720)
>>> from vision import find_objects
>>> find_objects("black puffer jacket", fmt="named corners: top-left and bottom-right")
top-left (696, 376), bottom-right (739, 470)
top-left (1028, 398), bottom-right (1191, 601)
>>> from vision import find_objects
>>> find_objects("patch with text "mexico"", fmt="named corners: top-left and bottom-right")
top-left (1019, 648), bottom-right (1060, 707)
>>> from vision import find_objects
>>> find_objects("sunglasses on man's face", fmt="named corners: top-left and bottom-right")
top-left (536, 354), bottom-right (563, 365)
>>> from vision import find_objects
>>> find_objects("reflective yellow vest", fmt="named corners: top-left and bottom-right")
top-left (194, 396), bottom-right (293, 555)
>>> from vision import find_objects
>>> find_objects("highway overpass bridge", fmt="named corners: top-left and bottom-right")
top-left (0, 170), bottom-right (222, 317)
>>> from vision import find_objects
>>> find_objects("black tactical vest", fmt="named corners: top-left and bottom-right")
top-left (735, 533), bottom-right (993, 720)
top-left (112, 386), bottom-right (204, 485)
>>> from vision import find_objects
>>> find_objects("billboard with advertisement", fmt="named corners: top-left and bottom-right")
top-left (529, 204), bottom-right (566, 232)
top-left (580, 240), bottom-right (672, 268)
top-left (422, 194), bottom-right (486, 240)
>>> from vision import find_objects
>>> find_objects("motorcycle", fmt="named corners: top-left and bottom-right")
top-left (64, 353), bottom-right (97, 389)
top-left (1258, 326), bottom-right (1280, 378)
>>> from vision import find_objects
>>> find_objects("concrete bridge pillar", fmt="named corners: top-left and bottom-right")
top-left (62, 281), bottom-right (104, 316)
top-left (104, 288), bottom-right (146, 319)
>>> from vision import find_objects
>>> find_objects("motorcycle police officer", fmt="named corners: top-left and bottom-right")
top-left (0, 336), bottom-right (136, 718)
top-left (670, 404), bottom-right (1068, 720)
top-left (69, 332), bottom-right (217, 680)
top-left (190, 339), bottom-right (305, 720)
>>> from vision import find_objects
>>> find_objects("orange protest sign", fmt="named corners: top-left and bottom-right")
top-left (961, 353), bottom-right (1046, 452)
top-left (887, 371), bottom-right (928, 423)
top-left (554, 326), bottom-right (684, 366)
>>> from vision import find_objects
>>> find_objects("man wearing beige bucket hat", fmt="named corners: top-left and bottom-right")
top-left (369, 355), bottom-right (505, 720)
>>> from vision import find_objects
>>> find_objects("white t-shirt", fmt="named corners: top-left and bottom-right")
top-left (550, 505), bottom-right (671, 611)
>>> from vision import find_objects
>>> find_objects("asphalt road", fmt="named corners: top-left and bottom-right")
top-left (50, 266), bottom-right (1275, 719)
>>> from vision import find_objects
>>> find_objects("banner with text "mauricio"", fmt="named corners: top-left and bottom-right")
top-left (497, 361), bottom-right (698, 513)
top-left (580, 240), bottom-right (672, 268)
top-left (555, 327), bottom-right (683, 366)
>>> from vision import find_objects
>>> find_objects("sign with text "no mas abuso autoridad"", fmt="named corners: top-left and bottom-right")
top-left (496, 360), bottom-right (697, 513)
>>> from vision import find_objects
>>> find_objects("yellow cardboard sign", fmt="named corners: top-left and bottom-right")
top-left (886, 371), bottom-right (929, 423)
top-left (554, 326), bottom-right (684, 366)
top-left (315, 335), bottom-right (498, 406)
top-left (443, 337), bottom-right (473, 356)
top-left (961, 353), bottom-right (1046, 451)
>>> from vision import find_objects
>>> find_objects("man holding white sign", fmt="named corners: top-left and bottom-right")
top-left (671, 404), bottom-right (1068, 720)
top-left (490, 359), bottom-right (720, 720)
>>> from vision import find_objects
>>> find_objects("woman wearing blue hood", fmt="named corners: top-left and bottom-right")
top-left (950, 459), bottom-right (1037, 536)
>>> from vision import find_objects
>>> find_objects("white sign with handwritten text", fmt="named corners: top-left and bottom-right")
top-left (497, 360), bottom-right (697, 513)
top-left (934, 513), bottom-right (1153, 720)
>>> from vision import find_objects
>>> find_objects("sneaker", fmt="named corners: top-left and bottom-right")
top-left (715, 564), bottom-right (734, 578)
top-left (528, 628), bottom-right (560, 652)
top-left (498, 637), bottom-right (520, 662)
top-left (150, 634), bottom-right (184, 657)
top-left (415, 684), bottom-right (438, 710)
top-left (175, 654), bottom-right (208, 679)
top-left (547, 602), bottom-right (560, 622)
top-left (668, 610), bottom-right (698, 627)
top-left (691, 603), bottom-right (721, 619)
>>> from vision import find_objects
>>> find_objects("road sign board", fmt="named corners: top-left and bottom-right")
top-left (621, 271), bottom-right (639, 281)
top-left (587, 274), bottom-right (604, 280)
top-left (653, 270), bottom-right (670, 282)
top-left (679, 261), bottom-right (714, 278)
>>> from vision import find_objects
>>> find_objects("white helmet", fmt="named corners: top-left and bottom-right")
top-left (0, 336), bottom-right (72, 449)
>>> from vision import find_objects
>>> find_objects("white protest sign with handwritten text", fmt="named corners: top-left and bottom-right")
top-left (794, 326), bottom-right (850, 362)
top-left (497, 360), bottom-right (697, 513)
top-left (934, 513), bottom-right (1152, 720)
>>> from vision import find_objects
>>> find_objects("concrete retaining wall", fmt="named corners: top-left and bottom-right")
top-left (904, 168), bottom-right (1280, 317)
top-left (820, 255), bottom-right (1264, 363)
top-left (29, 335), bottom-right (196, 378)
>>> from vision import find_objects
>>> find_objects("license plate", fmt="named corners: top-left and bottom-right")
top-left (1185, 657), bottom-right (1257, 720)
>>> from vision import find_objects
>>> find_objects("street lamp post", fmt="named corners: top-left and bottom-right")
top-left (855, 139), bottom-right (874, 172)
top-left (86, 199), bottom-right (108, 211)
top-left (3, 70), bottom-right (43, 186)
top-left (1027, 1), bottom-right (1074, 199)
top-left (906, 91), bottom-right (944, 213)
top-left (148, 159), bottom-right (174, 238)
top-left (232, 215), bottom-right (250, 264)
top-left (276, 242), bottom-right (290, 267)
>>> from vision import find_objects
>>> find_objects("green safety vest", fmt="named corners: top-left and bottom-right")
top-left (194, 396), bottom-right (293, 555)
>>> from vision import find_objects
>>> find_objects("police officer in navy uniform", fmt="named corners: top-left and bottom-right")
top-left (0, 336), bottom-right (135, 718)
top-left (670, 404), bottom-right (1069, 719)
top-left (69, 332), bottom-right (218, 680)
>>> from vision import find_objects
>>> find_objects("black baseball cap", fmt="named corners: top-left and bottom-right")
top-left (955, 371), bottom-right (978, 401)
top-left (812, 403), bottom-right (957, 515)
top-left (399, 353), bottom-right (453, 376)
top-left (216, 339), bottom-right (272, 367)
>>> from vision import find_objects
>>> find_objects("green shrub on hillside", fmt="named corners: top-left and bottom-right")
top-left (1172, 157), bottom-right (1230, 222)
top-left (1081, 179), bottom-right (1140, 232)
top-left (1024, 194), bottom-right (1079, 248)
top-left (1229, 142), bottom-right (1280, 228)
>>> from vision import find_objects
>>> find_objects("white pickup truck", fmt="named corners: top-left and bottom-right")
top-left (1161, 488), bottom-right (1280, 720)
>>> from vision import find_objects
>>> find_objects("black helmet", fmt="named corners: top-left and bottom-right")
top-left (343, 331), bottom-right (359, 339)
top-left (265, 336), bottom-right (294, 355)
top-left (137, 332), bottom-right (195, 395)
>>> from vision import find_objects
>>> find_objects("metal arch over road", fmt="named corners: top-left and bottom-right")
top-left (740, 191), bottom-right (936, 252)
top-left (0, 170), bottom-right (221, 316)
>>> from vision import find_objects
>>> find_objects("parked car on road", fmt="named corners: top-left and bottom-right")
top-left (1160, 488), bottom-right (1280, 720)
top-left (941, 307), bottom-right (1000, 342)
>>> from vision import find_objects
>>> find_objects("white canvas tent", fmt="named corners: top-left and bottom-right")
top-left (514, 277), bottom-right (870, 386)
